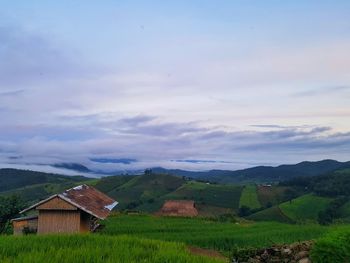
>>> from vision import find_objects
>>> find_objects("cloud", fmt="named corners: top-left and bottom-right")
top-left (1, 113), bottom-right (349, 173)
top-left (292, 85), bottom-right (350, 97)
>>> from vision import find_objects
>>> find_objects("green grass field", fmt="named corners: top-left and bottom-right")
top-left (239, 185), bottom-right (261, 209)
top-left (247, 206), bottom-right (294, 223)
top-left (0, 235), bottom-right (224, 263)
top-left (279, 194), bottom-right (332, 223)
top-left (100, 214), bottom-right (331, 253)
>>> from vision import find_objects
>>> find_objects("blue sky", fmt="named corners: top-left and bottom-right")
top-left (0, 1), bottom-right (350, 174)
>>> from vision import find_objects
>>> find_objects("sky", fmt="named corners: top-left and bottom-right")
top-left (0, 0), bottom-right (350, 174)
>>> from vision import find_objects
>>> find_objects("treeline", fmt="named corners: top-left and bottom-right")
top-left (280, 169), bottom-right (350, 198)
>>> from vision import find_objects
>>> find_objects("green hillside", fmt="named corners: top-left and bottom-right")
top-left (0, 169), bottom-right (92, 204)
top-left (101, 173), bottom-right (185, 210)
top-left (239, 185), bottom-right (261, 209)
top-left (279, 194), bottom-right (333, 222)
top-left (247, 206), bottom-right (294, 223)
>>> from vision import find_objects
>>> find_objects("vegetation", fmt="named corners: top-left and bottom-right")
top-left (311, 227), bottom-right (350, 263)
top-left (0, 195), bottom-right (24, 234)
top-left (279, 194), bottom-right (332, 223)
top-left (247, 206), bottom-right (294, 223)
top-left (0, 169), bottom-right (91, 203)
top-left (0, 235), bottom-right (225, 263)
top-left (101, 214), bottom-right (331, 253)
top-left (239, 185), bottom-right (261, 209)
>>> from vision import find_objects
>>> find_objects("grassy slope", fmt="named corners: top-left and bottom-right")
top-left (101, 214), bottom-right (331, 253)
top-left (239, 185), bottom-right (261, 209)
top-left (0, 235), bottom-right (224, 263)
top-left (164, 182), bottom-right (243, 209)
top-left (103, 173), bottom-right (185, 210)
top-left (279, 194), bottom-right (333, 222)
top-left (247, 206), bottom-right (294, 223)
top-left (339, 201), bottom-right (350, 218)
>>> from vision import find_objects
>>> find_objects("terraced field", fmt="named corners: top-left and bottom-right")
top-left (279, 194), bottom-right (333, 223)
top-left (239, 185), bottom-right (261, 209)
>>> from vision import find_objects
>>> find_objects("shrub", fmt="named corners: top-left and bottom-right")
top-left (311, 229), bottom-right (350, 263)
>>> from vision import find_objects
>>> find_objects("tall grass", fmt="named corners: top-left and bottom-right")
top-left (0, 235), bottom-right (225, 263)
top-left (101, 214), bottom-right (332, 253)
top-left (311, 226), bottom-right (350, 263)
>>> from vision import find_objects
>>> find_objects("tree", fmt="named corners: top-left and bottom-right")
top-left (283, 189), bottom-right (298, 203)
top-left (238, 205), bottom-right (252, 217)
top-left (0, 195), bottom-right (24, 234)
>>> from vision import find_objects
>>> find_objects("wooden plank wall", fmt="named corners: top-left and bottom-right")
top-left (13, 218), bottom-right (38, 235)
top-left (38, 210), bottom-right (80, 234)
top-left (37, 197), bottom-right (77, 210)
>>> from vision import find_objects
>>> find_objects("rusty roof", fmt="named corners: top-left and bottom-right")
top-left (21, 184), bottom-right (118, 219)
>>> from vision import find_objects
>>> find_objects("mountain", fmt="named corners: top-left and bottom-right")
top-left (153, 159), bottom-right (350, 183)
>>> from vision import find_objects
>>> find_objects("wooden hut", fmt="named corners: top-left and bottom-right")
top-left (13, 184), bottom-right (118, 235)
top-left (158, 200), bottom-right (198, 217)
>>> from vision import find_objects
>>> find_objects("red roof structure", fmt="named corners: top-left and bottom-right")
top-left (158, 200), bottom-right (198, 217)
top-left (22, 184), bottom-right (118, 219)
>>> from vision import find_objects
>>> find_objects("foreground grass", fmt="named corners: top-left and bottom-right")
top-left (311, 228), bottom-right (350, 263)
top-left (101, 214), bottom-right (333, 253)
top-left (0, 235), bottom-right (225, 263)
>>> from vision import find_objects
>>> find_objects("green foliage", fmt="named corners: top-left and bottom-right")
top-left (101, 214), bottom-right (330, 253)
top-left (239, 185), bottom-right (261, 209)
top-left (318, 197), bottom-right (349, 225)
top-left (311, 228), bottom-right (350, 263)
top-left (0, 195), bottom-right (24, 234)
top-left (0, 235), bottom-right (224, 263)
top-left (279, 194), bottom-right (332, 223)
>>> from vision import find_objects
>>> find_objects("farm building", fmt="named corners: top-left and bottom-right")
top-left (158, 200), bottom-right (198, 217)
top-left (12, 184), bottom-right (118, 235)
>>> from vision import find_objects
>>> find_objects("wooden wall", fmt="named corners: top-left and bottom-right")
top-left (37, 210), bottom-right (80, 234)
top-left (37, 197), bottom-right (77, 210)
top-left (13, 218), bottom-right (38, 235)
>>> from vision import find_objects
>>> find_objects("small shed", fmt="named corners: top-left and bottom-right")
top-left (13, 184), bottom-right (118, 235)
top-left (158, 200), bottom-right (198, 217)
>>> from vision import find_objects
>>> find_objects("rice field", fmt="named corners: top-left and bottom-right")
top-left (0, 235), bottom-right (225, 263)
top-left (100, 214), bottom-right (333, 253)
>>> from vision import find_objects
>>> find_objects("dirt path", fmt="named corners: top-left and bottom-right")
top-left (188, 246), bottom-right (228, 261)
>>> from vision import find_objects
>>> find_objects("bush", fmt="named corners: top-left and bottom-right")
top-left (311, 229), bottom-right (350, 263)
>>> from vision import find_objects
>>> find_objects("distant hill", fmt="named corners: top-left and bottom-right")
top-left (153, 159), bottom-right (350, 183)
top-left (0, 168), bottom-right (92, 203)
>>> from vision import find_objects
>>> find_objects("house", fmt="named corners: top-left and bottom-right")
top-left (158, 200), bottom-right (198, 217)
top-left (12, 184), bottom-right (118, 235)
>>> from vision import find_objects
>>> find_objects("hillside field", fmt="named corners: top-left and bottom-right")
top-left (239, 185), bottom-right (261, 209)
top-left (279, 194), bottom-right (333, 223)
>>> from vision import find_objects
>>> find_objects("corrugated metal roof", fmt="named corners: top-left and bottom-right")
top-left (21, 185), bottom-right (118, 220)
